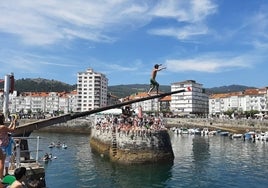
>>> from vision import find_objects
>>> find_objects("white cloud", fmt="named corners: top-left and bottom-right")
top-left (0, 0), bottom-right (217, 46)
top-left (165, 54), bottom-right (254, 73)
top-left (0, 0), bottom-right (153, 46)
top-left (148, 24), bottom-right (209, 40)
top-left (0, 50), bottom-right (77, 76)
top-left (150, 0), bottom-right (217, 23)
top-left (147, 0), bottom-right (217, 40)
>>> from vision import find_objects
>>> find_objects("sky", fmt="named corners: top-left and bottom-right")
top-left (0, 0), bottom-right (268, 88)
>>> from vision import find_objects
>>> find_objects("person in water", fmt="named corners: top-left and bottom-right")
top-left (148, 64), bottom-right (166, 95)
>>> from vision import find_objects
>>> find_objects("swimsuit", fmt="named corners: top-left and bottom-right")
top-left (150, 78), bottom-right (159, 87)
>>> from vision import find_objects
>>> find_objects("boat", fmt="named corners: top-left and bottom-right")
top-left (244, 131), bottom-right (255, 140)
top-left (55, 142), bottom-right (62, 148)
top-left (201, 128), bottom-right (209, 135)
top-left (219, 131), bottom-right (230, 136)
top-left (8, 136), bottom-right (47, 187)
top-left (42, 153), bottom-right (53, 162)
top-left (208, 130), bottom-right (217, 135)
top-left (62, 143), bottom-right (68, 149)
top-left (188, 128), bottom-right (201, 135)
top-left (232, 133), bottom-right (243, 139)
top-left (48, 142), bottom-right (55, 148)
top-left (181, 128), bottom-right (189, 134)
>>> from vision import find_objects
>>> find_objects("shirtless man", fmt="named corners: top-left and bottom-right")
top-left (148, 64), bottom-right (166, 95)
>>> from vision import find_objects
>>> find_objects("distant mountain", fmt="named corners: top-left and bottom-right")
top-left (0, 78), bottom-right (256, 98)
top-left (14, 78), bottom-right (76, 92)
top-left (206, 85), bottom-right (256, 94)
top-left (108, 84), bottom-right (170, 98)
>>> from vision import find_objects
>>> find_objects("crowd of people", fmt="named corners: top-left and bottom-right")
top-left (95, 112), bottom-right (168, 136)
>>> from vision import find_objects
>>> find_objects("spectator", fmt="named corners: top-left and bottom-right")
top-left (9, 167), bottom-right (27, 188)
top-left (0, 113), bottom-right (17, 179)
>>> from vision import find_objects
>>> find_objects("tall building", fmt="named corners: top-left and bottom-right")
top-left (170, 80), bottom-right (209, 116)
top-left (77, 68), bottom-right (108, 112)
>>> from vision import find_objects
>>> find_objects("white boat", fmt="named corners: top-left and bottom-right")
top-left (48, 142), bottom-right (55, 148)
top-left (181, 128), bottom-right (189, 134)
top-left (201, 128), bottom-right (209, 135)
top-left (232, 133), bottom-right (243, 139)
top-left (208, 130), bottom-right (217, 135)
top-left (62, 144), bottom-right (68, 149)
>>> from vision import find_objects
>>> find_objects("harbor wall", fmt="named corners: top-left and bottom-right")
top-left (90, 126), bottom-right (174, 164)
top-left (33, 119), bottom-right (92, 134)
top-left (166, 118), bottom-right (268, 132)
top-left (21, 117), bottom-right (268, 135)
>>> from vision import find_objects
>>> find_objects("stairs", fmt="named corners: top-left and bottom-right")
top-left (111, 127), bottom-right (117, 156)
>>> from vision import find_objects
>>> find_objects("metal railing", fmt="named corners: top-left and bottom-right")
top-left (12, 136), bottom-right (42, 168)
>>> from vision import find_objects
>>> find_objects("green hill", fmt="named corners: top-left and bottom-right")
top-left (14, 78), bottom-right (76, 92)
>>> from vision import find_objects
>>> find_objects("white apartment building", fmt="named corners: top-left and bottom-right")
top-left (1, 91), bottom-right (78, 115)
top-left (209, 88), bottom-right (268, 115)
top-left (170, 80), bottom-right (209, 116)
top-left (129, 92), bottom-right (160, 112)
top-left (77, 68), bottom-right (108, 112)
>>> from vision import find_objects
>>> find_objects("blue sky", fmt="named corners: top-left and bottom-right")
top-left (0, 0), bottom-right (268, 88)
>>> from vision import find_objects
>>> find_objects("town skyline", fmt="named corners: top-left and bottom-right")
top-left (1, 1), bottom-right (268, 88)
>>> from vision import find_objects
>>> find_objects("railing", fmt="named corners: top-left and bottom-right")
top-left (12, 136), bottom-right (43, 168)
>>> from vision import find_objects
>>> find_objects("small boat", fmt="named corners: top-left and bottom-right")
top-left (48, 142), bottom-right (55, 148)
top-left (201, 128), bottom-right (209, 135)
top-left (219, 131), bottom-right (229, 136)
top-left (181, 128), bottom-right (189, 134)
top-left (244, 131), bottom-right (255, 140)
top-left (208, 130), bottom-right (217, 135)
top-left (232, 133), bottom-right (243, 139)
top-left (188, 128), bottom-right (201, 135)
top-left (62, 143), bottom-right (68, 149)
top-left (55, 142), bottom-right (62, 148)
top-left (42, 153), bottom-right (52, 162)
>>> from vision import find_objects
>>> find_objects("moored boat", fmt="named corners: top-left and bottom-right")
top-left (232, 133), bottom-right (243, 139)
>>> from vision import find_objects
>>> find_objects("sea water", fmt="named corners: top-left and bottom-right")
top-left (28, 132), bottom-right (268, 188)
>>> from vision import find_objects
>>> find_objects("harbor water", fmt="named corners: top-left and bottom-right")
top-left (28, 132), bottom-right (268, 188)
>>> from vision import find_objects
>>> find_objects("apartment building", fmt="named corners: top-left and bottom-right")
top-left (209, 88), bottom-right (268, 115)
top-left (77, 68), bottom-right (108, 112)
top-left (170, 80), bottom-right (209, 116)
top-left (128, 92), bottom-right (161, 113)
top-left (0, 91), bottom-right (78, 115)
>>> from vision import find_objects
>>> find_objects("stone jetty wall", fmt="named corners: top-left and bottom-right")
top-left (166, 118), bottom-right (268, 132)
top-left (90, 126), bottom-right (174, 164)
top-left (33, 119), bottom-right (92, 134)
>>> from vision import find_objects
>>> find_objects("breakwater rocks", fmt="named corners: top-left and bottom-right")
top-left (166, 118), bottom-right (268, 133)
top-left (90, 126), bottom-right (174, 164)
top-left (34, 119), bottom-right (92, 134)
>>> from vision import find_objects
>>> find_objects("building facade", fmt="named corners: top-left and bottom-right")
top-left (77, 68), bottom-right (108, 112)
top-left (209, 88), bottom-right (268, 116)
top-left (170, 80), bottom-right (209, 116)
top-left (128, 92), bottom-right (161, 113)
top-left (0, 91), bottom-right (78, 116)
